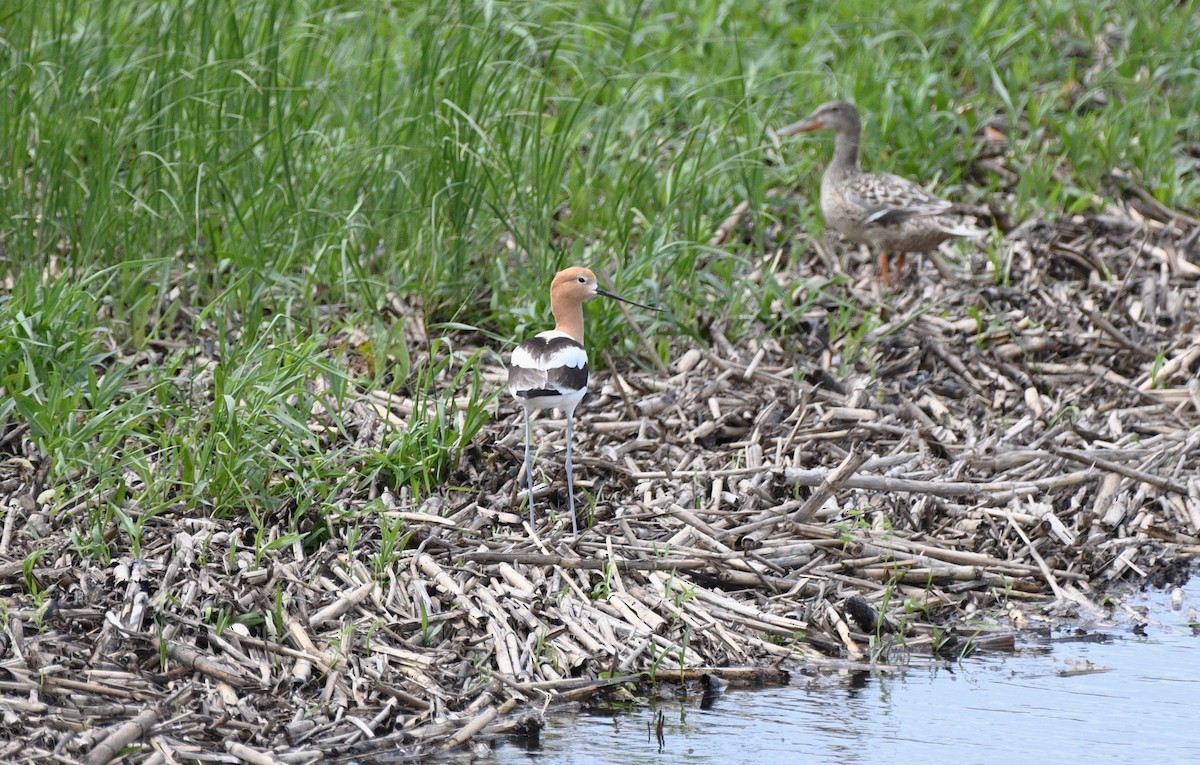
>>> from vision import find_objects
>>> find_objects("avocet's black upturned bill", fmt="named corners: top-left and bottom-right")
top-left (508, 267), bottom-right (660, 535)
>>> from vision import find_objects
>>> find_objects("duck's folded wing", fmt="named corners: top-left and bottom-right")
top-left (848, 172), bottom-right (952, 224)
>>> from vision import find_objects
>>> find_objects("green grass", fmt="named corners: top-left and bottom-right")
top-left (1, 0), bottom-right (1197, 559)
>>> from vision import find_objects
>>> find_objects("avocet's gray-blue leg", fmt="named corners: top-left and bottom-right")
top-left (522, 407), bottom-right (535, 530)
top-left (564, 410), bottom-right (578, 536)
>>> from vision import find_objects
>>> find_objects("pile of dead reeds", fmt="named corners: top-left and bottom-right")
top-left (2, 197), bottom-right (1198, 764)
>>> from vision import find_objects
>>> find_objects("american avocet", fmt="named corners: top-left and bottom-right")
top-left (777, 101), bottom-right (983, 286)
top-left (508, 267), bottom-right (659, 535)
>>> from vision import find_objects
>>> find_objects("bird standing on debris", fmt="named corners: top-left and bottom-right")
top-left (777, 101), bottom-right (982, 286)
top-left (508, 267), bottom-right (660, 535)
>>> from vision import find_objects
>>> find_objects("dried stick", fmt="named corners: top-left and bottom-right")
top-left (107, 616), bottom-right (253, 689)
top-left (159, 640), bottom-right (254, 688)
top-left (225, 742), bottom-right (285, 765)
top-left (462, 552), bottom-right (710, 570)
top-left (825, 601), bottom-right (863, 661)
top-left (441, 706), bottom-right (498, 750)
top-left (791, 448), bottom-right (870, 523)
top-left (1077, 304), bottom-right (1155, 358)
top-left (1050, 447), bottom-right (1190, 496)
top-left (782, 466), bottom-right (1096, 500)
top-left (1005, 512), bottom-right (1066, 601)
top-left (415, 553), bottom-right (484, 627)
top-left (83, 707), bottom-right (159, 765)
top-left (308, 579), bottom-right (375, 627)
top-left (1139, 346), bottom-right (1200, 390)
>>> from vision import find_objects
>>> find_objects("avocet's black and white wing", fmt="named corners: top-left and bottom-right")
top-left (508, 331), bottom-right (589, 413)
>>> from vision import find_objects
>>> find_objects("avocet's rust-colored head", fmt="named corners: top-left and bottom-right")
top-left (548, 267), bottom-right (661, 343)
top-left (549, 267), bottom-right (602, 307)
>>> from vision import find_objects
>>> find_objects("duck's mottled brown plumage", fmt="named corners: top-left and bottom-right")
top-left (779, 101), bottom-right (982, 284)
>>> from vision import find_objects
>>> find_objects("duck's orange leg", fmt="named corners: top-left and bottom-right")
top-left (878, 251), bottom-right (892, 287)
top-left (894, 252), bottom-right (907, 281)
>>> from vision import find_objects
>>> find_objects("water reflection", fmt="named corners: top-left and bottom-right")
top-left (494, 580), bottom-right (1199, 764)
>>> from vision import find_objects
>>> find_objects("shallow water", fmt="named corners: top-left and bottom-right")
top-left (491, 579), bottom-right (1199, 765)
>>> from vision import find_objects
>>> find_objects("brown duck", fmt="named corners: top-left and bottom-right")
top-left (778, 101), bottom-right (982, 285)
